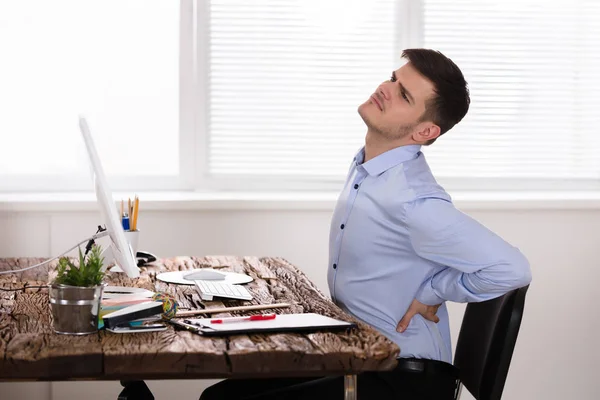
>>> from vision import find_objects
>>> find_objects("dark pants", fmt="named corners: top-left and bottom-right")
top-left (200, 358), bottom-right (458, 400)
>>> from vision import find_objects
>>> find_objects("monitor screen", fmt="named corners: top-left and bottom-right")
top-left (79, 116), bottom-right (140, 278)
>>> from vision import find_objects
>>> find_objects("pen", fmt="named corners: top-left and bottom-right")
top-left (210, 313), bottom-right (276, 324)
top-left (122, 213), bottom-right (130, 230)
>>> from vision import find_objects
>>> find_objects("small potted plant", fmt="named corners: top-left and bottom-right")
top-left (49, 244), bottom-right (106, 335)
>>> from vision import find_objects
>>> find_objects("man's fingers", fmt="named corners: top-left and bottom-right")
top-left (396, 310), bottom-right (415, 333)
top-left (424, 311), bottom-right (440, 323)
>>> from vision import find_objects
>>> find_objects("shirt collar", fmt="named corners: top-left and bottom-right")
top-left (354, 144), bottom-right (422, 176)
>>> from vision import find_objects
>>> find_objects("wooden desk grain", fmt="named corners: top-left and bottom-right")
top-left (0, 256), bottom-right (399, 381)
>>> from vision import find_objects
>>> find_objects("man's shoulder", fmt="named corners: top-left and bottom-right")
top-left (402, 155), bottom-right (452, 204)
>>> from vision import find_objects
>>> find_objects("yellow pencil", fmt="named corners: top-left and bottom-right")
top-left (120, 199), bottom-right (124, 218)
top-left (132, 196), bottom-right (140, 231)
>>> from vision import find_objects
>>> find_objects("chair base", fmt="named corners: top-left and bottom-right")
top-left (118, 380), bottom-right (155, 400)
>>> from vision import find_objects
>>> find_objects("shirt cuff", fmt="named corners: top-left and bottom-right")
top-left (416, 278), bottom-right (444, 306)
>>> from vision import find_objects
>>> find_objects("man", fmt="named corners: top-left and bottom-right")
top-left (201, 48), bottom-right (532, 400)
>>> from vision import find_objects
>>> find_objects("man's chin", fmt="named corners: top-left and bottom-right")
top-left (357, 103), bottom-right (372, 125)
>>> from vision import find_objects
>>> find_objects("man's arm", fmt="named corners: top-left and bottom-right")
top-left (405, 197), bottom-right (532, 306)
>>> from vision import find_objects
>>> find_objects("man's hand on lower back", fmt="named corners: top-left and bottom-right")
top-left (396, 298), bottom-right (442, 333)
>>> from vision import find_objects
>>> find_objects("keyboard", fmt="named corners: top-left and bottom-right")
top-left (193, 280), bottom-right (253, 301)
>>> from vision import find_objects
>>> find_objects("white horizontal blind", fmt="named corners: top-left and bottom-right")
top-left (422, 0), bottom-right (600, 181)
top-left (208, 0), bottom-right (397, 179)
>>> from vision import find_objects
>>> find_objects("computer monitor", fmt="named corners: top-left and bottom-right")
top-left (78, 116), bottom-right (140, 278)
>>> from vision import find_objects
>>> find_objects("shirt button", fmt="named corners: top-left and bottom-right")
top-left (340, 224), bottom-right (345, 229)
top-left (333, 264), bottom-right (337, 269)
top-left (354, 184), bottom-right (359, 189)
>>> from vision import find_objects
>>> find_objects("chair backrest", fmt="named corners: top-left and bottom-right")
top-left (454, 285), bottom-right (529, 400)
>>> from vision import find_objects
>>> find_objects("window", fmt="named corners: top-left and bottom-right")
top-left (205, 0), bottom-right (398, 190)
top-left (2, 1), bottom-right (599, 193)
top-left (0, 1), bottom-right (182, 191)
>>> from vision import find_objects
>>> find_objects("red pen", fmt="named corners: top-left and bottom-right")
top-left (210, 313), bottom-right (276, 324)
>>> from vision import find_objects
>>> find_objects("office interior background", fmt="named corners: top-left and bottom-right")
top-left (1, 0), bottom-right (599, 399)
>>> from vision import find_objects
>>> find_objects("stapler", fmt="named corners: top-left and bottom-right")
top-left (136, 251), bottom-right (157, 266)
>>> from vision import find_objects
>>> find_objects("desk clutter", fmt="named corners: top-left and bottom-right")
top-left (99, 290), bottom-right (179, 332)
top-left (98, 267), bottom-right (279, 333)
top-left (98, 266), bottom-right (354, 336)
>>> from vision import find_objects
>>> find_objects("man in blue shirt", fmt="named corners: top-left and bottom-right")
top-left (201, 48), bottom-right (531, 400)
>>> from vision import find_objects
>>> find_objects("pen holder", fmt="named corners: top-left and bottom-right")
top-left (124, 230), bottom-right (140, 258)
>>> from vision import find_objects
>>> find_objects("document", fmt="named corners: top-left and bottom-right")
top-left (170, 313), bottom-right (356, 336)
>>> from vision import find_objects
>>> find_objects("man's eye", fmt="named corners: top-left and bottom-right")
top-left (390, 74), bottom-right (396, 82)
top-left (401, 91), bottom-right (409, 102)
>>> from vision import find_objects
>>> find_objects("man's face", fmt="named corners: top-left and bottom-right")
top-left (358, 62), bottom-right (436, 141)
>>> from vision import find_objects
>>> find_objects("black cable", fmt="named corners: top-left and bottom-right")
top-left (0, 226), bottom-right (108, 292)
top-left (84, 225), bottom-right (107, 256)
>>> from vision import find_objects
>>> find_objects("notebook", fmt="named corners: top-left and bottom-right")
top-left (102, 301), bottom-right (164, 329)
top-left (170, 313), bottom-right (357, 336)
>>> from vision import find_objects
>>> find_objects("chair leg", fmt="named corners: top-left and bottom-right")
top-left (454, 381), bottom-right (463, 400)
top-left (344, 374), bottom-right (357, 400)
top-left (118, 380), bottom-right (155, 400)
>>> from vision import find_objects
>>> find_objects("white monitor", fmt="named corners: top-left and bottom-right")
top-left (78, 116), bottom-right (140, 278)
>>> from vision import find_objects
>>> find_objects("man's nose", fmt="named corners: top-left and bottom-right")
top-left (377, 85), bottom-right (390, 101)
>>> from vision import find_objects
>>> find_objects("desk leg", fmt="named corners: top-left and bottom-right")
top-left (344, 374), bottom-right (357, 400)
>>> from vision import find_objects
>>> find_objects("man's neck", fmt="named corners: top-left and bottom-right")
top-left (364, 130), bottom-right (412, 163)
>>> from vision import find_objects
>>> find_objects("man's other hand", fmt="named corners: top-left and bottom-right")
top-left (396, 298), bottom-right (441, 333)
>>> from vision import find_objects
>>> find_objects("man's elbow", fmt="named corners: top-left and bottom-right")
top-left (509, 250), bottom-right (532, 289)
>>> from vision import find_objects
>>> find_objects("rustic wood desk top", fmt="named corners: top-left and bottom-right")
top-left (0, 256), bottom-right (399, 381)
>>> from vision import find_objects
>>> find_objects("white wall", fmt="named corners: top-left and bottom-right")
top-left (1, 203), bottom-right (599, 400)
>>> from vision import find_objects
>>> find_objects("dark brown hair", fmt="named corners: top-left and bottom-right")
top-left (402, 49), bottom-right (470, 145)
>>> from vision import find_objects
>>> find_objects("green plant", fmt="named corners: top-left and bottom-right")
top-left (54, 244), bottom-right (105, 287)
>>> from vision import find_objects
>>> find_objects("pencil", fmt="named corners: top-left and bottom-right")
top-left (120, 200), bottom-right (124, 218)
top-left (132, 196), bottom-right (140, 231)
top-left (175, 303), bottom-right (292, 317)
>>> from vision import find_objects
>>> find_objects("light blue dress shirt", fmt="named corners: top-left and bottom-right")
top-left (328, 145), bottom-right (532, 363)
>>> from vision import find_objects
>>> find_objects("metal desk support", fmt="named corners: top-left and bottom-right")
top-left (344, 374), bottom-right (357, 400)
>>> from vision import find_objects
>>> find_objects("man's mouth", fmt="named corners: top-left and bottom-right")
top-left (370, 93), bottom-right (383, 111)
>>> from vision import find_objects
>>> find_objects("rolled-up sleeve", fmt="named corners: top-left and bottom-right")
top-left (404, 198), bottom-right (532, 305)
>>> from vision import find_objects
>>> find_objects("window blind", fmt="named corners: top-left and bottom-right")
top-left (208, 0), bottom-right (398, 178)
top-left (208, 0), bottom-right (600, 187)
top-left (422, 0), bottom-right (600, 181)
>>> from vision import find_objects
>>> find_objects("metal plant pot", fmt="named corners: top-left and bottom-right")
top-left (49, 283), bottom-right (104, 335)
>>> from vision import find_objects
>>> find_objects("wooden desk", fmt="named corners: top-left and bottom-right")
top-left (0, 256), bottom-right (399, 398)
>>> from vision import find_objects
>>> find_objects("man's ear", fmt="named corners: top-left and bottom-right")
top-left (412, 123), bottom-right (441, 144)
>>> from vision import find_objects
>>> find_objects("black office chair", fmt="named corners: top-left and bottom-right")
top-left (453, 284), bottom-right (530, 400)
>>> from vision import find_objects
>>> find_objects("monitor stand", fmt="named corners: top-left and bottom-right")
top-left (83, 225), bottom-right (140, 275)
